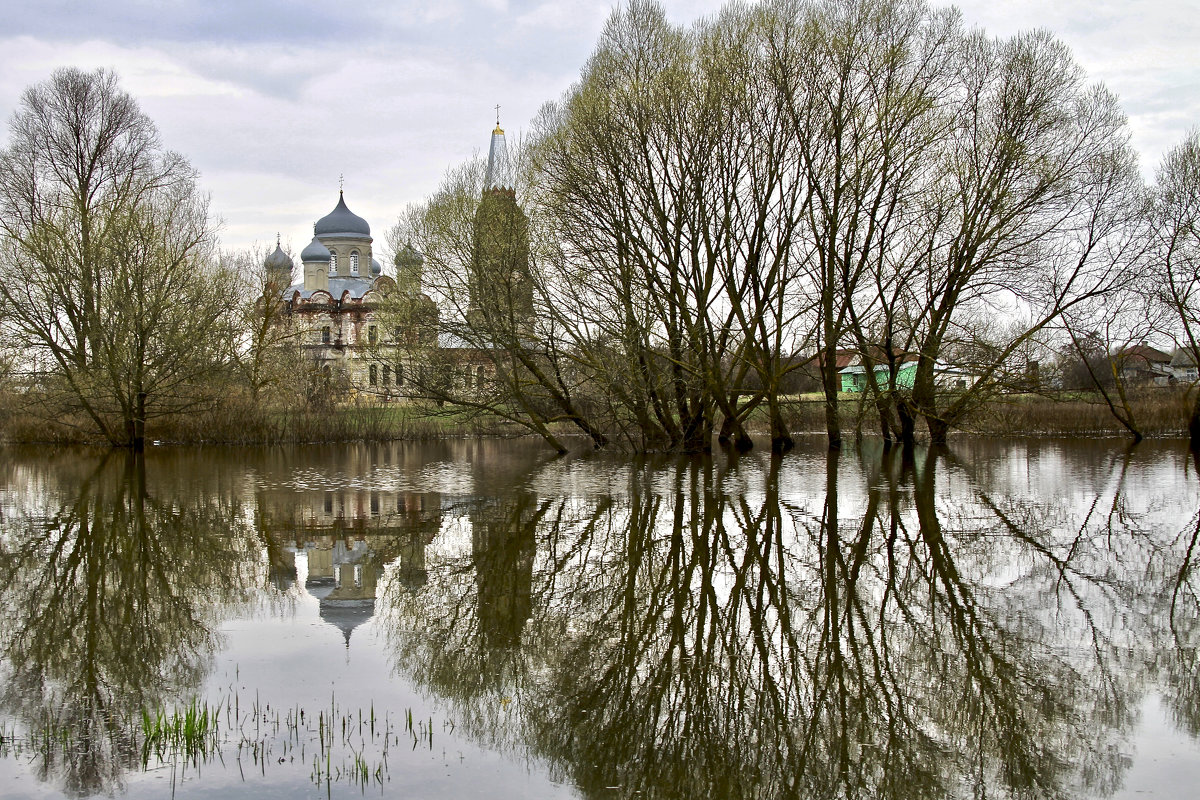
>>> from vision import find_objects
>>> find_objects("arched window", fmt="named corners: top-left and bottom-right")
top-left (350, 252), bottom-right (360, 275)
top-left (369, 364), bottom-right (378, 386)
top-left (476, 365), bottom-right (486, 389)
top-left (396, 364), bottom-right (404, 386)
top-left (329, 253), bottom-right (338, 274)
top-left (382, 365), bottom-right (391, 386)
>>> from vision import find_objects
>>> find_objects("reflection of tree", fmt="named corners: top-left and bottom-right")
top-left (379, 445), bottom-right (1170, 799)
top-left (0, 451), bottom-right (260, 797)
top-left (380, 492), bottom-right (556, 749)
top-left (1154, 449), bottom-right (1200, 739)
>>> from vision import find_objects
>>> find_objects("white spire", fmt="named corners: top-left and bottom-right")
top-left (484, 112), bottom-right (512, 191)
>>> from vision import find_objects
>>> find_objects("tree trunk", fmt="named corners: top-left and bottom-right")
top-left (718, 413), bottom-right (754, 452)
top-left (926, 415), bottom-right (949, 448)
top-left (822, 342), bottom-right (842, 450)
top-left (132, 392), bottom-right (146, 451)
top-left (876, 394), bottom-right (896, 451)
top-left (1190, 390), bottom-right (1200, 449)
top-left (768, 395), bottom-right (793, 454)
top-left (896, 401), bottom-right (917, 450)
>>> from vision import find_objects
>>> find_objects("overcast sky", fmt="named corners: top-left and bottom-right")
top-left (0, 0), bottom-right (1196, 262)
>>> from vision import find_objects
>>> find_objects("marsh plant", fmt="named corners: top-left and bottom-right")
top-left (0, 689), bottom-right (446, 793)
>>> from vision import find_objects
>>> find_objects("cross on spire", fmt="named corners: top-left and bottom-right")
top-left (495, 104), bottom-right (500, 126)
top-left (339, 173), bottom-right (344, 193)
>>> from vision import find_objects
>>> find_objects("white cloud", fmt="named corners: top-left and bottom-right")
top-left (0, 0), bottom-right (1196, 255)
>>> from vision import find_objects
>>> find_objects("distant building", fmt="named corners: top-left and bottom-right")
top-left (262, 120), bottom-right (530, 403)
top-left (1113, 343), bottom-right (1173, 386)
top-left (1170, 348), bottom-right (1200, 384)
top-left (840, 356), bottom-right (919, 393)
top-left (468, 119), bottom-right (534, 339)
top-left (838, 355), bottom-right (977, 393)
top-left (268, 192), bottom-right (434, 398)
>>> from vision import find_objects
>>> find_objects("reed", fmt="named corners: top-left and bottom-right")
top-left (0, 689), bottom-right (444, 791)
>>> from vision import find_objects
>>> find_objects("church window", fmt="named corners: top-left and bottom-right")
top-left (369, 364), bottom-right (378, 386)
top-left (329, 253), bottom-right (338, 274)
top-left (368, 325), bottom-right (377, 345)
top-left (321, 326), bottom-right (331, 344)
top-left (476, 365), bottom-right (486, 389)
top-left (396, 364), bottom-right (404, 386)
top-left (351, 252), bottom-right (360, 275)
top-left (382, 365), bottom-right (391, 386)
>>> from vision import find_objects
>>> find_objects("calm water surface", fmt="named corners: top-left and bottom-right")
top-left (1, 436), bottom-right (1199, 799)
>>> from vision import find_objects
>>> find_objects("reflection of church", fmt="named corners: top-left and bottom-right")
top-left (463, 440), bottom-right (542, 649)
top-left (257, 473), bottom-right (443, 647)
top-left (471, 496), bottom-right (538, 649)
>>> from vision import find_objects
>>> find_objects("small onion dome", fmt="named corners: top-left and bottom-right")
top-left (314, 191), bottom-right (370, 237)
top-left (394, 243), bottom-right (424, 268)
top-left (265, 242), bottom-right (293, 271)
top-left (301, 235), bottom-right (331, 262)
top-left (369, 257), bottom-right (382, 276)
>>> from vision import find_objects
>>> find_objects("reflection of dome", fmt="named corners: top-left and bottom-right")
top-left (301, 236), bottom-right (331, 263)
top-left (305, 576), bottom-right (335, 601)
top-left (315, 192), bottom-right (371, 237)
top-left (320, 599), bottom-right (376, 647)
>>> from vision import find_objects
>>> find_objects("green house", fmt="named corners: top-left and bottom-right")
top-left (840, 361), bottom-right (918, 393)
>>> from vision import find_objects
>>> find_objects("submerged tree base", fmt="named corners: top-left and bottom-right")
top-left (2, 389), bottom-right (1197, 449)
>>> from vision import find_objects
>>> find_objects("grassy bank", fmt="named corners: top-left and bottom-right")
top-left (778, 389), bottom-right (1194, 441)
top-left (2, 388), bottom-right (1193, 446)
top-left (0, 394), bottom-right (525, 446)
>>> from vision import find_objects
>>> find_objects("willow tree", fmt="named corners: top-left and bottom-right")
top-left (1153, 131), bottom-right (1200, 446)
top-left (532, 0), bottom-right (831, 452)
top-left (0, 68), bottom-right (231, 448)
top-left (895, 30), bottom-right (1144, 446)
top-left (772, 0), bottom-right (962, 449)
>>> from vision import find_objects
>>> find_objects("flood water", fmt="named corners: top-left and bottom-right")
top-left (1, 436), bottom-right (1199, 799)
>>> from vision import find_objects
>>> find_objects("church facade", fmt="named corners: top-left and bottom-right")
top-left (261, 120), bottom-right (525, 405)
top-left (265, 191), bottom-right (428, 399)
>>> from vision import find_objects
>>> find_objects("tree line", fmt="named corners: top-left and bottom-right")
top-left (2, 0), bottom-right (1200, 452)
top-left (388, 0), bottom-right (1200, 453)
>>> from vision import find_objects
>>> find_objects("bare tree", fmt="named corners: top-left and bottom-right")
top-left (224, 243), bottom-right (310, 406)
top-left (0, 68), bottom-right (230, 448)
top-left (1152, 130), bottom-right (1200, 446)
top-left (384, 158), bottom-right (605, 453)
top-left (894, 30), bottom-right (1143, 446)
top-left (773, 0), bottom-right (961, 449)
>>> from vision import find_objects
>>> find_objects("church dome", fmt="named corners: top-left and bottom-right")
top-left (369, 257), bottom-right (382, 276)
top-left (315, 192), bottom-right (370, 238)
top-left (265, 242), bottom-right (293, 270)
top-left (301, 236), bottom-right (331, 262)
top-left (395, 243), bottom-right (424, 268)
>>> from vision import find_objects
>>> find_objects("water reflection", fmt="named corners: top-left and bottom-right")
top-left (377, 442), bottom-right (1198, 800)
top-left (255, 459), bottom-right (443, 646)
top-left (0, 451), bottom-right (261, 796)
top-left (0, 439), bottom-right (1197, 799)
